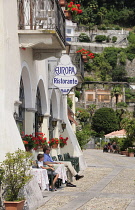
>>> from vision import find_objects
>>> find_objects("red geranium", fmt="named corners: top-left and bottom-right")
top-left (59, 136), bottom-right (68, 148)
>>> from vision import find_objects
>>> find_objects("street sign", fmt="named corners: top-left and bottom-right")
top-left (53, 55), bottom-right (78, 94)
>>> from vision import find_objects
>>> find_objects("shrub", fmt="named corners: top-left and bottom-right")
top-left (95, 35), bottom-right (107, 42)
top-left (1, 149), bottom-right (32, 201)
top-left (78, 33), bottom-right (90, 42)
top-left (112, 36), bottom-right (117, 43)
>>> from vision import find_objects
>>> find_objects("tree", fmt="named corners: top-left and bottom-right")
top-left (111, 86), bottom-right (123, 104)
top-left (92, 107), bottom-right (119, 136)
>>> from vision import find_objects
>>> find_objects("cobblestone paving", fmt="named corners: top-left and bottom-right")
top-left (37, 150), bottom-right (135, 210)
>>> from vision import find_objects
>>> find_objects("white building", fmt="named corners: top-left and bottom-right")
top-left (0, 0), bottom-right (86, 170)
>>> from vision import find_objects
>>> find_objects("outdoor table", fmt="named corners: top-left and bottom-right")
top-left (31, 168), bottom-right (49, 191)
top-left (53, 163), bottom-right (67, 183)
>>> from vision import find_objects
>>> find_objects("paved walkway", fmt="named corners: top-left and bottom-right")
top-left (37, 150), bottom-right (135, 210)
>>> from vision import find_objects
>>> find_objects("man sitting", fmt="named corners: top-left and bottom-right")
top-left (43, 146), bottom-right (84, 187)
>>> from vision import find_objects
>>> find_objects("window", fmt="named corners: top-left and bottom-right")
top-left (87, 94), bottom-right (93, 101)
top-left (35, 87), bottom-right (42, 133)
top-left (66, 37), bottom-right (71, 42)
top-left (18, 77), bottom-right (25, 134)
top-left (104, 95), bottom-right (110, 101)
top-left (66, 29), bottom-right (72, 34)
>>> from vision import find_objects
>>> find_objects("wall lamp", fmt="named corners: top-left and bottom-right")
top-left (48, 119), bottom-right (57, 131)
top-left (59, 122), bottom-right (66, 133)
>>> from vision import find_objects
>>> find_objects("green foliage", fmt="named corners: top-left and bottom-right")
top-left (121, 117), bottom-right (135, 142)
top-left (127, 32), bottom-right (135, 44)
top-left (110, 137), bottom-right (132, 151)
top-left (84, 76), bottom-right (94, 81)
top-left (67, 97), bottom-right (73, 109)
top-left (92, 107), bottom-right (119, 136)
top-left (103, 47), bottom-right (120, 68)
top-left (118, 51), bottom-right (127, 65)
top-left (88, 53), bottom-right (112, 81)
top-left (111, 65), bottom-right (127, 82)
top-left (128, 148), bottom-right (135, 153)
top-left (116, 102), bottom-right (127, 108)
top-left (0, 168), bottom-right (4, 185)
top-left (76, 124), bottom-right (91, 149)
top-left (75, 90), bottom-right (81, 99)
top-left (77, 0), bottom-right (135, 27)
top-left (78, 33), bottom-right (90, 43)
top-left (1, 149), bottom-right (32, 201)
top-left (125, 88), bottom-right (135, 101)
top-left (95, 35), bottom-right (107, 42)
top-left (76, 108), bottom-right (90, 123)
top-left (112, 36), bottom-right (117, 43)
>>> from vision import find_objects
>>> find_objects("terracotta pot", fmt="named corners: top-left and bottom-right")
top-left (4, 200), bottom-right (25, 210)
top-left (64, 10), bottom-right (72, 20)
top-left (129, 152), bottom-right (134, 157)
top-left (82, 55), bottom-right (88, 62)
top-left (52, 144), bottom-right (58, 149)
top-left (59, 0), bottom-right (67, 7)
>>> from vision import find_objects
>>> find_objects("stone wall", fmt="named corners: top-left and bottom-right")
top-left (126, 59), bottom-right (135, 77)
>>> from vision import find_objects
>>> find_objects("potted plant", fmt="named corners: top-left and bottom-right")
top-left (128, 148), bottom-right (135, 157)
top-left (64, 2), bottom-right (83, 20)
top-left (1, 149), bottom-right (32, 210)
top-left (59, 0), bottom-right (67, 7)
top-left (32, 132), bottom-right (48, 150)
top-left (22, 134), bottom-right (34, 151)
top-left (48, 138), bottom-right (59, 148)
top-left (22, 133), bottom-right (47, 151)
top-left (59, 136), bottom-right (68, 148)
top-left (76, 48), bottom-right (94, 63)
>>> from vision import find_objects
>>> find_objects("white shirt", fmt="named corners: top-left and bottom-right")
top-left (38, 161), bottom-right (43, 168)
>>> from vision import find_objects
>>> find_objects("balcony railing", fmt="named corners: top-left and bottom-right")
top-left (18, 0), bottom-right (65, 44)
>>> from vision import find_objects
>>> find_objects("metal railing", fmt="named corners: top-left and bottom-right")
top-left (17, 0), bottom-right (65, 44)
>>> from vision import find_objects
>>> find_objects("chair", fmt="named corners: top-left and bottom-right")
top-left (63, 153), bottom-right (80, 173)
top-left (57, 154), bottom-right (64, 161)
top-left (52, 156), bottom-right (57, 161)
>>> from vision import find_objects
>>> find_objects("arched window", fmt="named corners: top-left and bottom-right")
top-left (35, 87), bottom-right (42, 133)
top-left (18, 77), bottom-right (25, 134)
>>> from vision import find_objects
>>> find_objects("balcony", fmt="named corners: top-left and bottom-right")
top-left (18, 0), bottom-right (65, 56)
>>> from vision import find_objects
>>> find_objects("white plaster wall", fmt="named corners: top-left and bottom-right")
top-left (0, 0), bottom-right (25, 162)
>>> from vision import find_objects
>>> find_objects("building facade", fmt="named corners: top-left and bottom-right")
top-left (0, 0), bottom-right (86, 170)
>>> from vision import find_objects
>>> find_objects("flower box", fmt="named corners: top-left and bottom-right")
top-left (59, 0), bottom-right (67, 7)
top-left (64, 10), bottom-right (72, 20)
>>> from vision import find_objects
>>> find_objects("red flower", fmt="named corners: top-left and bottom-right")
top-left (23, 141), bottom-right (28, 145)
top-left (72, 8), bottom-right (76, 11)
top-left (77, 4), bottom-right (80, 8)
